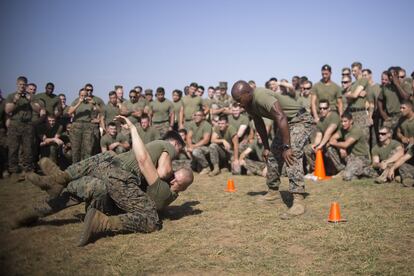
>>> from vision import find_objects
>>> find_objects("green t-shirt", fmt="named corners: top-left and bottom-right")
top-left (6, 92), bottom-right (33, 122)
top-left (229, 114), bottom-right (250, 130)
top-left (146, 178), bottom-right (178, 210)
top-left (202, 98), bottom-right (213, 108)
top-left (398, 117), bottom-right (414, 138)
top-left (311, 81), bottom-right (342, 111)
top-left (213, 125), bottom-right (237, 147)
top-left (34, 93), bottom-right (60, 116)
top-left (367, 83), bottom-right (381, 104)
top-left (91, 95), bottom-right (105, 107)
top-left (338, 126), bottom-right (369, 156)
top-left (245, 88), bottom-right (278, 120)
top-left (297, 95), bottom-right (311, 113)
top-left (137, 126), bottom-right (160, 144)
top-left (348, 78), bottom-right (369, 109)
top-left (378, 85), bottom-right (401, 114)
top-left (246, 88), bottom-right (302, 120)
top-left (104, 103), bottom-right (120, 126)
top-left (188, 120), bottom-right (212, 144)
top-left (182, 95), bottom-right (202, 121)
top-left (123, 100), bottom-right (146, 124)
top-left (248, 139), bottom-right (265, 162)
top-left (316, 112), bottom-right (340, 133)
top-left (273, 93), bottom-right (303, 119)
top-left (114, 140), bottom-right (177, 176)
top-left (172, 100), bottom-right (183, 123)
top-left (70, 98), bottom-right (95, 122)
top-left (371, 139), bottom-right (401, 161)
top-left (150, 99), bottom-right (174, 123)
top-left (216, 94), bottom-right (233, 109)
top-left (100, 133), bottom-right (128, 149)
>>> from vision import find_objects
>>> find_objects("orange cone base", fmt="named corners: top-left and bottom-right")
top-left (226, 188), bottom-right (236, 192)
top-left (316, 175), bottom-right (332, 181)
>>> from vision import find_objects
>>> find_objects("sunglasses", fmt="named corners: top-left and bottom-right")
top-left (302, 87), bottom-right (311, 90)
top-left (129, 96), bottom-right (137, 98)
top-left (342, 81), bottom-right (350, 84)
top-left (378, 132), bottom-right (388, 136)
top-left (86, 89), bottom-right (93, 92)
top-left (399, 76), bottom-right (405, 79)
top-left (319, 107), bottom-right (329, 110)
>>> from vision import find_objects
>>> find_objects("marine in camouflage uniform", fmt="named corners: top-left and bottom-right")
top-left (329, 113), bottom-right (375, 181)
top-left (0, 96), bottom-right (7, 175)
top-left (149, 88), bottom-right (174, 137)
top-left (232, 82), bottom-right (310, 218)
top-left (344, 73), bottom-right (370, 144)
top-left (5, 77), bottom-right (35, 174)
top-left (68, 90), bottom-right (98, 163)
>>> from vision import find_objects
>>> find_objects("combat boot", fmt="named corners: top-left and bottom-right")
top-left (259, 188), bottom-right (280, 202)
top-left (402, 178), bottom-right (414, 187)
top-left (38, 157), bottom-right (62, 176)
top-left (26, 171), bottom-right (72, 198)
top-left (280, 193), bottom-right (305, 220)
top-left (78, 208), bottom-right (123, 246)
top-left (199, 167), bottom-right (211, 175)
top-left (208, 164), bottom-right (220, 176)
top-left (375, 168), bottom-right (389, 184)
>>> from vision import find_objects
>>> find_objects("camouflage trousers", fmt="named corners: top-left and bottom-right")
top-left (382, 114), bottom-right (401, 133)
top-left (192, 146), bottom-right (210, 168)
top-left (342, 154), bottom-right (376, 181)
top-left (172, 159), bottom-right (192, 171)
top-left (153, 121), bottom-right (170, 138)
top-left (399, 163), bottom-right (414, 181)
top-left (350, 110), bottom-right (370, 144)
top-left (244, 159), bottom-right (266, 176)
top-left (0, 128), bottom-right (8, 174)
top-left (305, 145), bottom-right (346, 173)
top-left (7, 121), bottom-right (33, 172)
top-left (70, 122), bottom-right (94, 163)
top-left (65, 152), bottom-right (161, 233)
top-left (209, 143), bottom-right (230, 166)
top-left (266, 112), bottom-right (313, 194)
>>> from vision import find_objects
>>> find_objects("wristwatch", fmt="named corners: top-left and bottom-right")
top-left (281, 144), bottom-right (291, 151)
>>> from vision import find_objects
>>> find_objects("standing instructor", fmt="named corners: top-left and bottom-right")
top-left (231, 81), bottom-right (312, 219)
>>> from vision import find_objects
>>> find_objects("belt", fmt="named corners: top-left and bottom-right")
top-left (347, 107), bottom-right (366, 112)
top-left (295, 108), bottom-right (306, 117)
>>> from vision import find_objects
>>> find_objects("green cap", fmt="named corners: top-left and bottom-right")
top-left (145, 89), bottom-right (153, 95)
top-left (219, 81), bottom-right (228, 89)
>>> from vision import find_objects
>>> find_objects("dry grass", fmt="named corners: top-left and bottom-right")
top-left (0, 173), bottom-right (413, 275)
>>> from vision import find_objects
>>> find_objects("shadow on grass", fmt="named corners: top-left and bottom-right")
top-left (33, 218), bottom-right (81, 227)
top-left (160, 201), bottom-right (203, 221)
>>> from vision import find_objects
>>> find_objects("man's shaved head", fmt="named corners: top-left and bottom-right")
top-left (231, 80), bottom-right (254, 108)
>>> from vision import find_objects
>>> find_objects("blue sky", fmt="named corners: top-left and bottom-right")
top-left (1, 0), bottom-right (413, 102)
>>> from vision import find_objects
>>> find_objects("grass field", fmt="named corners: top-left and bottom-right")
top-left (0, 173), bottom-right (413, 275)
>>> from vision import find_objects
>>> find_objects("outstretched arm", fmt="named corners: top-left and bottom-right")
top-left (116, 115), bottom-right (158, 185)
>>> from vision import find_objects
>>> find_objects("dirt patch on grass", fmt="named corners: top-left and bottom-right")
top-left (0, 173), bottom-right (413, 275)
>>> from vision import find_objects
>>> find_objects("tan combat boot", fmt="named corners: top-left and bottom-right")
top-left (78, 208), bottom-right (123, 246)
top-left (208, 164), bottom-right (220, 176)
top-left (199, 167), bottom-right (211, 175)
top-left (280, 193), bottom-right (305, 220)
top-left (26, 171), bottom-right (71, 198)
top-left (259, 188), bottom-right (280, 202)
top-left (375, 168), bottom-right (389, 184)
top-left (38, 157), bottom-right (62, 176)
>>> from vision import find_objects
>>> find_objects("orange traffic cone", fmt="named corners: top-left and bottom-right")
top-left (328, 202), bottom-right (346, 223)
top-left (226, 179), bottom-right (236, 192)
top-left (314, 149), bottom-right (332, 180)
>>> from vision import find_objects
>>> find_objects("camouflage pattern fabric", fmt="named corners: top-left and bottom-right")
top-left (70, 122), bottom-right (94, 163)
top-left (7, 121), bottom-right (33, 172)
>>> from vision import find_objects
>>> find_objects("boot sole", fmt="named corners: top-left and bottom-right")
top-left (78, 208), bottom-right (97, 247)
